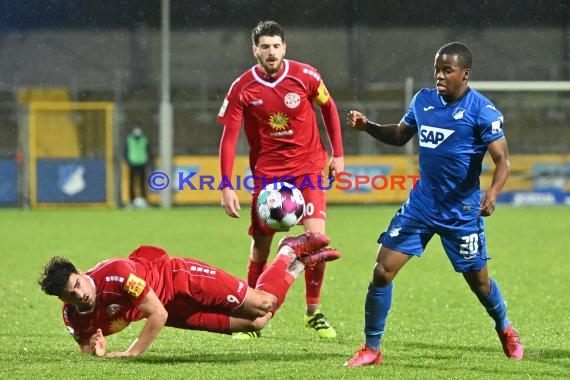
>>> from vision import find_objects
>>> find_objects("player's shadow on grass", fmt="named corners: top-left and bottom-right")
top-left (527, 347), bottom-right (570, 360)
top-left (136, 352), bottom-right (336, 364)
top-left (397, 341), bottom-right (570, 374)
top-left (400, 341), bottom-right (498, 355)
top-left (403, 341), bottom-right (570, 360)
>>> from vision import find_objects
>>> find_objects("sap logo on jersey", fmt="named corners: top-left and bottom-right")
top-left (419, 126), bottom-right (455, 148)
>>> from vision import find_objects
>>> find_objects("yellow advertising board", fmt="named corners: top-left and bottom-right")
top-left (122, 154), bottom-right (570, 206)
top-left (481, 154), bottom-right (570, 192)
top-left (127, 155), bottom-right (418, 205)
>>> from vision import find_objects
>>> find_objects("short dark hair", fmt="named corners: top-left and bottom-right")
top-left (437, 42), bottom-right (472, 69)
top-left (251, 20), bottom-right (285, 46)
top-left (38, 256), bottom-right (78, 296)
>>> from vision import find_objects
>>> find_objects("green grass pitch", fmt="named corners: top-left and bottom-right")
top-left (0, 205), bottom-right (568, 379)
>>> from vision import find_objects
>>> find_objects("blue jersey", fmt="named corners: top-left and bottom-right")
top-left (402, 87), bottom-right (505, 219)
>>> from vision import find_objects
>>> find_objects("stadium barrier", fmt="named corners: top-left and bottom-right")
top-left (120, 154), bottom-right (570, 206)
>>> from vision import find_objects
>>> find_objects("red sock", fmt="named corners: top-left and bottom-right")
top-left (247, 259), bottom-right (267, 288)
top-left (304, 262), bottom-right (325, 306)
top-left (256, 255), bottom-right (295, 315)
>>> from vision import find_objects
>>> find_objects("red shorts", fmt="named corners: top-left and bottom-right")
top-left (249, 173), bottom-right (327, 237)
top-left (164, 258), bottom-right (248, 334)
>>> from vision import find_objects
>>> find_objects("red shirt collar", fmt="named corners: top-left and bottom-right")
top-left (254, 63), bottom-right (285, 83)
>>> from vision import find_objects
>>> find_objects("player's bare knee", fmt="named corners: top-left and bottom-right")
top-left (469, 282), bottom-right (491, 298)
top-left (463, 272), bottom-right (491, 296)
top-left (372, 264), bottom-right (393, 287)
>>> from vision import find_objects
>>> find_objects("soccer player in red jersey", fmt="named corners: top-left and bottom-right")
top-left (38, 232), bottom-right (340, 357)
top-left (217, 20), bottom-right (344, 339)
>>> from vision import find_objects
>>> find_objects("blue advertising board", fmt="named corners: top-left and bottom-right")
top-left (0, 159), bottom-right (18, 204)
top-left (36, 159), bottom-right (107, 203)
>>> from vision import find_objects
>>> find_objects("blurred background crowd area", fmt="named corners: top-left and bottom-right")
top-left (0, 0), bottom-right (569, 158)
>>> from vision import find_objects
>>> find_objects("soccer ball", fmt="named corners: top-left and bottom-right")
top-left (257, 183), bottom-right (305, 231)
top-left (133, 197), bottom-right (148, 209)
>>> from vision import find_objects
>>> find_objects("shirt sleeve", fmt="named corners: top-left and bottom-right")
top-left (116, 260), bottom-right (149, 306)
top-left (100, 259), bottom-right (150, 306)
top-left (217, 78), bottom-right (244, 183)
top-left (318, 96), bottom-right (344, 157)
top-left (217, 78), bottom-right (244, 131)
top-left (476, 102), bottom-right (505, 145)
top-left (62, 304), bottom-right (88, 345)
top-left (401, 91), bottom-right (420, 130)
top-left (219, 127), bottom-right (240, 185)
top-left (303, 67), bottom-right (344, 157)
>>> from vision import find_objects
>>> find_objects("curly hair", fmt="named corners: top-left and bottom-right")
top-left (38, 256), bottom-right (78, 296)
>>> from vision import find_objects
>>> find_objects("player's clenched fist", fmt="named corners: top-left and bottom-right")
top-left (347, 110), bottom-right (368, 131)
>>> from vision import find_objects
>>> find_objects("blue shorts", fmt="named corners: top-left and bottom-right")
top-left (379, 202), bottom-right (489, 273)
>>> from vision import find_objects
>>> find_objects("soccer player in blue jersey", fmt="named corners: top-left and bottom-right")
top-left (344, 42), bottom-right (523, 367)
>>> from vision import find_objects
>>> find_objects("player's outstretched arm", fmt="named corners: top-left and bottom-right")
top-left (347, 110), bottom-right (415, 146)
top-left (105, 289), bottom-right (168, 358)
top-left (346, 110), bottom-right (368, 131)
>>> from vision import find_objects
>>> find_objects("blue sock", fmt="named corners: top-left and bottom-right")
top-left (478, 278), bottom-right (510, 331)
top-left (364, 282), bottom-right (393, 351)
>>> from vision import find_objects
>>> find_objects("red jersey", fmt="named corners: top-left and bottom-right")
top-left (62, 246), bottom-right (248, 344)
top-left (62, 257), bottom-right (150, 345)
top-left (218, 59), bottom-right (342, 179)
